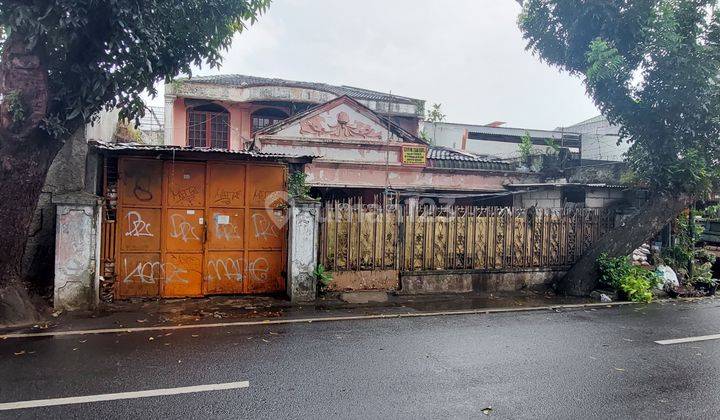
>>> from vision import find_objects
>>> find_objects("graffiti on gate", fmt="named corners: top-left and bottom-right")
top-left (132, 176), bottom-right (154, 202)
top-left (213, 189), bottom-right (242, 206)
top-left (125, 211), bottom-right (154, 237)
top-left (248, 257), bottom-right (269, 282)
top-left (251, 213), bottom-right (280, 239)
top-left (206, 258), bottom-right (244, 283)
top-left (204, 257), bottom-right (271, 284)
top-left (214, 218), bottom-right (242, 241)
top-left (122, 259), bottom-right (189, 284)
top-left (170, 214), bottom-right (199, 242)
top-left (171, 185), bottom-right (201, 205)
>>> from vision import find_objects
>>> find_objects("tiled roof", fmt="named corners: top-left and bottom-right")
top-left (88, 140), bottom-right (320, 160)
top-left (427, 146), bottom-right (513, 171)
top-left (178, 74), bottom-right (419, 105)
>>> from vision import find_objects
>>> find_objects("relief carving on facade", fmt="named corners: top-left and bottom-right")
top-left (299, 111), bottom-right (383, 140)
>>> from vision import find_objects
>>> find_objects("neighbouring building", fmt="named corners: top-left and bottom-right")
top-left (421, 121), bottom-right (581, 160)
top-left (565, 115), bottom-right (627, 164)
top-left (162, 75), bottom-right (542, 205)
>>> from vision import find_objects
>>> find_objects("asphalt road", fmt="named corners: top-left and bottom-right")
top-left (2, 300), bottom-right (720, 419)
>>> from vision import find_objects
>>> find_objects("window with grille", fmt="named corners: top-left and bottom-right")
top-left (186, 104), bottom-right (229, 148)
top-left (251, 108), bottom-right (289, 133)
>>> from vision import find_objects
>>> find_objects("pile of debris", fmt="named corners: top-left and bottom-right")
top-left (631, 243), bottom-right (652, 266)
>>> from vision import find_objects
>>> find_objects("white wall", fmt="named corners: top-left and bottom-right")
top-left (567, 116), bottom-right (628, 162)
top-left (422, 121), bottom-right (578, 159)
top-left (85, 109), bottom-right (120, 141)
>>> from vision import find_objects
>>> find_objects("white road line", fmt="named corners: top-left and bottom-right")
top-left (0, 381), bottom-right (250, 411)
top-left (655, 334), bottom-right (720, 345)
top-left (0, 301), bottom-right (639, 340)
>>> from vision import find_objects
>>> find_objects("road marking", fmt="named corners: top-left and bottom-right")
top-left (0, 301), bottom-right (639, 340)
top-left (655, 334), bottom-right (720, 345)
top-left (0, 381), bottom-right (250, 411)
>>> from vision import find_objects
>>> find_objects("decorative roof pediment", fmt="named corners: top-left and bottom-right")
top-left (256, 96), bottom-right (423, 144)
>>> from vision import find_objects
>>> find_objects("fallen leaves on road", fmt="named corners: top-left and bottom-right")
top-left (614, 367), bottom-right (626, 372)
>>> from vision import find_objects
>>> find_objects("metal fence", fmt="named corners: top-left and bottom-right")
top-left (319, 199), bottom-right (614, 272)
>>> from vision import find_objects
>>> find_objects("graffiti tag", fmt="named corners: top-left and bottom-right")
top-left (125, 211), bottom-right (153, 237)
top-left (251, 213), bottom-right (280, 239)
top-left (169, 214), bottom-right (200, 242)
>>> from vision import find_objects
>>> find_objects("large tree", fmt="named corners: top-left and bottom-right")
top-left (0, 0), bottom-right (270, 323)
top-left (518, 0), bottom-right (720, 295)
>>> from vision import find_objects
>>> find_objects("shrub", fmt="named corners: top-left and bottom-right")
top-left (597, 253), bottom-right (659, 303)
top-left (314, 264), bottom-right (333, 293)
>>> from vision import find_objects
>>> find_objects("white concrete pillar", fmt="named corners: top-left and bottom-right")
top-left (286, 198), bottom-right (321, 302)
top-left (53, 192), bottom-right (101, 311)
top-left (164, 95), bottom-right (175, 145)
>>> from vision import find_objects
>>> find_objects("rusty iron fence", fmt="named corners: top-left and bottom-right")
top-left (319, 199), bottom-right (614, 272)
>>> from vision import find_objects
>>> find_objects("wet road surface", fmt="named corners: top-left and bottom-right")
top-left (2, 299), bottom-right (720, 419)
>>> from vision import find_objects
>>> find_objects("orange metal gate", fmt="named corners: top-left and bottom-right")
top-left (115, 158), bottom-right (287, 299)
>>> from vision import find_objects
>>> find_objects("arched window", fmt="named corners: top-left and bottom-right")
top-left (251, 108), bottom-right (289, 133)
top-left (187, 103), bottom-right (230, 148)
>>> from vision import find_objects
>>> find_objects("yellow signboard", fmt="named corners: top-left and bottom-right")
top-left (401, 145), bottom-right (428, 167)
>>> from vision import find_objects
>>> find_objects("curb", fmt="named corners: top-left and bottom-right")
top-left (0, 300), bottom-right (640, 340)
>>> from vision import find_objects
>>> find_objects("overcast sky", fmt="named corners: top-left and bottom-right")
top-left (149, 0), bottom-right (600, 130)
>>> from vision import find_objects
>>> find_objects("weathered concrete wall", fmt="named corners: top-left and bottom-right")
top-left (513, 188), bottom-right (563, 208)
top-left (22, 128), bottom-right (88, 293)
top-left (585, 188), bottom-right (625, 208)
top-left (400, 268), bottom-right (566, 295)
top-left (53, 193), bottom-right (100, 310)
top-left (327, 270), bottom-right (399, 291)
top-left (23, 112), bottom-right (116, 295)
top-left (166, 82), bottom-right (421, 118)
top-left (567, 162), bottom-right (627, 184)
top-left (286, 199), bottom-right (321, 302)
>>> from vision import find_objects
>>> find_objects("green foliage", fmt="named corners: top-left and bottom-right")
top-left (425, 103), bottom-right (446, 123)
top-left (314, 264), bottom-right (333, 292)
top-left (597, 253), bottom-right (659, 303)
top-left (701, 204), bottom-right (720, 220)
top-left (518, 131), bottom-right (533, 164)
top-left (544, 138), bottom-right (560, 155)
top-left (660, 244), bottom-right (693, 275)
top-left (691, 262), bottom-right (714, 285)
top-left (0, 0), bottom-right (270, 137)
top-left (4, 90), bottom-right (25, 124)
top-left (518, 1), bottom-right (720, 198)
top-left (287, 171), bottom-right (311, 199)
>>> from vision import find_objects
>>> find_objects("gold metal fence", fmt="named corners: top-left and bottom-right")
top-left (320, 200), bottom-right (614, 272)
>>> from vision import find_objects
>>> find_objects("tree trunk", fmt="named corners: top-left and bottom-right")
top-left (557, 194), bottom-right (690, 296)
top-left (0, 129), bottom-right (62, 325)
top-left (0, 33), bottom-right (62, 325)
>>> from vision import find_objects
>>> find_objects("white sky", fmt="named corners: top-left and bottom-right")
top-left (147, 0), bottom-right (600, 130)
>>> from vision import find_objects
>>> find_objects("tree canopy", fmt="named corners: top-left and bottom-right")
top-left (518, 0), bottom-right (720, 197)
top-left (0, 0), bottom-right (270, 138)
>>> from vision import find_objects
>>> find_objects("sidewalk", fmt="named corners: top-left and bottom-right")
top-left (0, 290), bottom-right (609, 337)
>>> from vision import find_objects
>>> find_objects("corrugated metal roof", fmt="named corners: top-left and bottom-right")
top-left (506, 182), bottom-right (625, 189)
top-left (89, 140), bottom-right (321, 159)
top-left (466, 125), bottom-right (581, 140)
top-left (178, 74), bottom-right (419, 105)
top-left (427, 146), bottom-right (513, 171)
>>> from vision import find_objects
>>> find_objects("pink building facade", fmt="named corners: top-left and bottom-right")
top-left (164, 75), bottom-right (538, 202)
